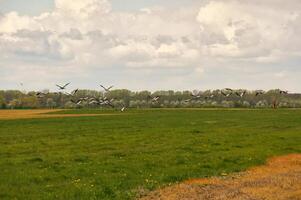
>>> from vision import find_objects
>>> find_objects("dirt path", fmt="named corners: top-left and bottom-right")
top-left (140, 154), bottom-right (301, 200)
top-left (0, 110), bottom-right (120, 120)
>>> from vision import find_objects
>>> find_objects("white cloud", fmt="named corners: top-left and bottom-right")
top-left (0, 0), bottom-right (300, 91)
top-left (55, 0), bottom-right (111, 17)
top-left (0, 12), bottom-right (41, 33)
top-left (274, 71), bottom-right (287, 78)
top-left (197, 0), bottom-right (301, 62)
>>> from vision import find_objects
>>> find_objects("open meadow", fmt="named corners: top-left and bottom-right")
top-left (0, 109), bottom-right (300, 199)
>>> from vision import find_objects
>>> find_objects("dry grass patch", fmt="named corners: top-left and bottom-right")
top-left (0, 109), bottom-right (118, 120)
top-left (140, 154), bottom-right (301, 200)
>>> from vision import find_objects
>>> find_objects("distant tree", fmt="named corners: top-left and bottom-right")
top-left (0, 88), bottom-right (301, 109)
top-left (21, 96), bottom-right (39, 108)
top-left (243, 101), bottom-right (251, 108)
top-left (8, 99), bottom-right (22, 109)
top-left (64, 101), bottom-right (76, 109)
top-left (256, 100), bottom-right (268, 108)
top-left (222, 101), bottom-right (234, 108)
top-left (129, 100), bottom-right (138, 108)
top-left (3, 90), bottom-right (23, 103)
top-left (0, 94), bottom-right (6, 109)
top-left (46, 98), bottom-right (56, 108)
top-left (278, 102), bottom-right (289, 108)
top-left (211, 101), bottom-right (218, 107)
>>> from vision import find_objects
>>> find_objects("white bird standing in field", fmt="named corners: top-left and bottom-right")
top-left (121, 106), bottom-right (126, 112)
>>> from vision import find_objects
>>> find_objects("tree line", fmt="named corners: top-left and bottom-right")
top-left (0, 89), bottom-right (301, 109)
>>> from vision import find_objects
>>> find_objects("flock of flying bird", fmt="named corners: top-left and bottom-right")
top-left (33, 83), bottom-right (290, 111)
top-left (34, 83), bottom-right (126, 111)
top-left (185, 88), bottom-right (288, 102)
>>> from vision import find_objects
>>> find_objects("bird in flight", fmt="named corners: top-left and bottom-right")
top-left (101, 98), bottom-right (115, 107)
top-left (56, 83), bottom-right (70, 90)
top-left (71, 99), bottom-right (83, 105)
top-left (89, 99), bottom-right (100, 105)
top-left (71, 97), bottom-right (90, 105)
top-left (65, 89), bottom-right (79, 96)
top-left (235, 91), bottom-right (246, 98)
top-left (205, 94), bottom-right (214, 100)
top-left (80, 97), bottom-right (90, 102)
top-left (148, 95), bottom-right (160, 102)
top-left (36, 92), bottom-right (47, 98)
top-left (279, 90), bottom-right (288, 94)
top-left (100, 85), bottom-right (114, 92)
top-left (225, 88), bottom-right (233, 92)
top-left (191, 93), bottom-right (202, 99)
top-left (255, 90), bottom-right (265, 96)
top-left (221, 91), bottom-right (231, 97)
top-left (71, 89), bottom-right (79, 96)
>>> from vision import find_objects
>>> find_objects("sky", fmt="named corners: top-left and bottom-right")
top-left (0, 0), bottom-right (301, 92)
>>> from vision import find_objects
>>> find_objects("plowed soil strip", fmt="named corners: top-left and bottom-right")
top-left (140, 154), bottom-right (301, 200)
top-left (0, 110), bottom-right (120, 120)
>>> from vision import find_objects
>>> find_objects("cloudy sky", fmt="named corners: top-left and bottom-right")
top-left (0, 0), bottom-right (301, 92)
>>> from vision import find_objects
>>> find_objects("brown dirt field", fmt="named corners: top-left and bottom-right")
top-left (140, 154), bottom-right (301, 200)
top-left (0, 109), bottom-right (119, 120)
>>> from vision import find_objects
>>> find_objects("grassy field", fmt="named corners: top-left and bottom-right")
top-left (0, 109), bottom-right (300, 199)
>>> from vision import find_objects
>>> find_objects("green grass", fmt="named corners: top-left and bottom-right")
top-left (0, 109), bottom-right (301, 199)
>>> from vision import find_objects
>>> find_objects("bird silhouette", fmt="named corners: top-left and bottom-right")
top-left (121, 106), bottom-right (126, 112)
top-left (36, 92), bottom-right (47, 98)
top-left (235, 91), bottom-right (246, 98)
top-left (71, 99), bottom-right (82, 105)
top-left (101, 99), bottom-right (115, 107)
top-left (100, 85), bottom-right (114, 92)
top-left (56, 83), bottom-right (70, 90)
top-left (71, 89), bottom-right (79, 95)
top-left (279, 90), bottom-right (288, 94)
top-left (255, 90), bottom-right (265, 96)
top-left (221, 91), bottom-right (231, 97)
top-left (191, 93), bottom-right (202, 99)
top-left (205, 94), bottom-right (214, 99)
top-left (225, 88), bottom-right (233, 92)
top-left (148, 95), bottom-right (160, 102)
